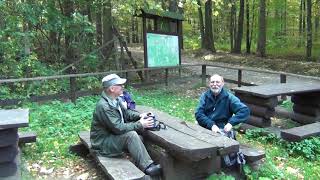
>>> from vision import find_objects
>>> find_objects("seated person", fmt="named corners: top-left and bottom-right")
top-left (90, 74), bottom-right (161, 176)
top-left (119, 91), bottom-right (136, 110)
top-left (195, 74), bottom-right (250, 134)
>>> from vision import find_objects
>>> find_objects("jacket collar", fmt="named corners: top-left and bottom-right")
top-left (101, 91), bottom-right (119, 108)
top-left (206, 87), bottom-right (228, 101)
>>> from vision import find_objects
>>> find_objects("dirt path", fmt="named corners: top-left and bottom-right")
top-left (128, 46), bottom-right (320, 86)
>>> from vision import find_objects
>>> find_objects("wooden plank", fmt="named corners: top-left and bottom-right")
top-left (240, 144), bottom-right (265, 163)
top-left (291, 94), bottom-right (320, 107)
top-left (78, 131), bottom-right (146, 180)
top-left (238, 123), bottom-right (259, 134)
top-left (232, 82), bottom-right (320, 98)
top-left (136, 106), bottom-right (239, 157)
top-left (281, 122), bottom-right (320, 142)
top-left (235, 92), bottom-right (278, 108)
top-left (18, 132), bottom-right (37, 144)
top-left (246, 115), bottom-right (271, 128)
top-left (291, 112), bottom-right (320, 125)
top-left (0, 128), bottom-right (18, 147)
top-left (293, 104), bottom-right (320, 117)
top-left (245, 103), bottom-right (275, 119)
top-left (0, 109), bottom-right (29, 129)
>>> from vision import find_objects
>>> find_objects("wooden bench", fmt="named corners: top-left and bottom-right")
top-left (232, 82), bottom-right (320, 141)
top-left (281, 122), bottom-right (320, 142)
top-left (18, 131), bottom-right (37, 145)
top-left (78, 131), bottom-right (148, 180)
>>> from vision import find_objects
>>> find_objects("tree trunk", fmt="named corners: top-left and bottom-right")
top-left (101, 0), bottom-right (114, 61)
top-left (306, 0), bottom-right (312, 61)
top-left (197, 0), bottom-right (205, 48)
top-left (131, 16), bottom-right (135, 43)
top-left (96, 2), bottom-right (102, 47)
top-left (315, 0), bottom-right (320, 40)
top-left (234, 0), bottom-right (244, 53)
top-left (169, 0), bottom-right (177, 12)
top-left (203, 0), bottom-right (216, 52)
top-left (229, 0), bottom-right (236, 52)
top-left (64, 0), bottom-right (75, 65)
top-left (245, 0), bottom-right (251, 53)
top-left (257, 0), bottom-right (266, 57)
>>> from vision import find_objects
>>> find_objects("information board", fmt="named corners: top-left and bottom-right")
top-left (146, 33), bottom-right (180, 67)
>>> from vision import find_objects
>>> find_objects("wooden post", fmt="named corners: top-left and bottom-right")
top-left (125, 71), bottom-right (129, 86)
top-left (280, 74), bottom-right (287, 101)
top-left (238, 69), bottom-right (242, 87)
top-left (202, 65), bottom-right (206, 86)
top-left (165, 68), bottom-right (169, 86)
top-left (70, 77), bottom-right (76, 103)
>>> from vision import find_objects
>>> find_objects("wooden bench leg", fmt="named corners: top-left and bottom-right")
top-left (145, 141), bottom-right (220, 180)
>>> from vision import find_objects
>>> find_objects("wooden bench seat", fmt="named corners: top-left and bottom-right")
top-left (239, 144), bottom-right (265, 163)
top-left (18, 131), bottom-right (37, 144)
top-left (78, 131), bottom-right (147, 180)
top-left (280, 122), bottom-right (320, 142)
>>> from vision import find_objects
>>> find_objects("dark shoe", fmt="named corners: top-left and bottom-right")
top-left (144, 164), bottom-right (162, 176)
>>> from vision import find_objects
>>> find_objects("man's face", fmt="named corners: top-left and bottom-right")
top-left (209, 75), bottom-right (224, 95)
top-left (111, 84), bottom-right (124, 97)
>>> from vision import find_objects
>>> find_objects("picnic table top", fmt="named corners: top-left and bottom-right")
top-left (0, 109), bottom-right (29, 129)
top-left (136, 105), bottom-right (239, 162)
top-left (232, 82), bottom-right (320, 98)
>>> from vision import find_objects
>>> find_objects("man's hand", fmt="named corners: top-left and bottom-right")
top-left (224, 123), bottom-right (233, 132)
top-left (211, 125), bottom-right (220, 133)
top-left (140, 112), bottom-right (154, 118)
top-left (139, 116), bottom-right (154, 128)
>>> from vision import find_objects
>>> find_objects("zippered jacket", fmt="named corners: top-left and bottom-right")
top-left (195, 88), bottom-right (250, 129)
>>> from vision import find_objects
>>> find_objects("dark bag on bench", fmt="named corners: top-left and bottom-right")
top-left (219, 130), bottom-right (246, 167)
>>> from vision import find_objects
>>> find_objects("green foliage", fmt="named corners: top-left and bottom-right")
top-left (280, 99), bottom-right (293, 111)
top-left (286, 138), bottom-right (320, 160)
top-left (207, 172), bottom-right (235, 180)
top-left (244, 160), bottom-right (284, 180)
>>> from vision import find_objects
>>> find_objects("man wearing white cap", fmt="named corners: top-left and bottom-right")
top-left (90, 74), bottom-right (161, 176)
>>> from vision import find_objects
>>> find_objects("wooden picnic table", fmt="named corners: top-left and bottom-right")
top-left (0, 109), bottom-right (29, 179)
top-left (232, 82), bottom-right (320, 141)
top-left (136, 105), bottom-right (239, 180)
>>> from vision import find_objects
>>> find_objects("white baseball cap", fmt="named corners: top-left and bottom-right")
top-left (102, 74), bottom-right (127, 88)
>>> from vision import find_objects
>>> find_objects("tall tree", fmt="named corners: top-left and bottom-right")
top-left (63, 0), bottom-right (75, 67)
top-left (257, 0), bottom-right (266, 57)
top-left (245, 0), bottom-right (251, 53)
top-left (229, 0), bottom-right (236, 52)
top-left (96, 0), bottom-right (102, 47)
top-left (101, 0), bottom-right (114, 61)
top-left (197, 0), bottom-right (205, 48)
top-left (306, 0), bottom-right (312, 61)
top-left (234, 0), bottom-right (244, 53)
top-left (203, 0), bottom-right (215, 52)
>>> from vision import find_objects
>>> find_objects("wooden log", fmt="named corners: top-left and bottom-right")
top-left (238, 123), bottom-right (259, 134)
top-left (0, 145), bottom-right (18, 163)
top-left (246, 115), bottom-right (271, 128)
top-left (18, 132), bottom-right (37, 144)
top-left (281, 122), bottom-right (320, 142)
top-left (69, 143), bottom-right (90, 157)
top-left (0, 128), bottom-right (18, 147)
top-left (239, 144), bottom-right (265, 163)
top-left (245, 103), bottom-right (275, 119)
top-left (291, 94), bottom-right (320, 107)
top-left (291, 112), bottom-right (320, 125)
top-left (0, 161), bottom-right (17, 177)
top-left (293, 104), bottom-right (320, 117)
top-left (78, 131), bottom-right (147, 180)
top-left (235, 93), bottom-right (278, 108)
top-left (145, 141), bottom-right (221, 180)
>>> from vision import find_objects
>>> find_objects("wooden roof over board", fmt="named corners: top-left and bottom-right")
top-left (137, 8), bottom-right (184, 21)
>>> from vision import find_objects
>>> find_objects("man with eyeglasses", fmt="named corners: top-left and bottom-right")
top-left (90, 74), bottom-right (161, 176)
top-left (195, 74), bottom-right (250, 134)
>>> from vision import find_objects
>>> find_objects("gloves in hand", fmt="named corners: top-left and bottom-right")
top-left (224, 123), bottom-right (233, 132)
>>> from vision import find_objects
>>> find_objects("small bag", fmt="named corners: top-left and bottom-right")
top-left (219, 130), bottom-right (246, 167)
top-left (145, 113), bottom-right (167, 131)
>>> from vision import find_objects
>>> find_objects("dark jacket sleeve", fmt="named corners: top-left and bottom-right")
top-left (228, 94), bottom-right (250, 126)
top-left (195, 93), bottom-right (215, 129)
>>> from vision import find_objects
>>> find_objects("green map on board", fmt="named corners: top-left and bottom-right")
top-left (146, 33), bottom-right (180, 67)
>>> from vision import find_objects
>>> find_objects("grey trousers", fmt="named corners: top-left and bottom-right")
top-left (115, 131), bottom-right (153, 170)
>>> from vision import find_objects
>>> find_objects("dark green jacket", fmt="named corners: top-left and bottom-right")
top-left (90, 91), bottom-right (143, 156)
